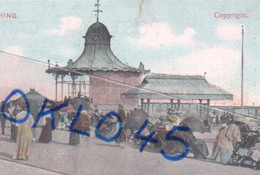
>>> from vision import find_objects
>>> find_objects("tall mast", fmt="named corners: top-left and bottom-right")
top-left (241, 25), bottom-right (244, 116)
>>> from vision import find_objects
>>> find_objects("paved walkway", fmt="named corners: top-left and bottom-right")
top-left (0, 159), bottom-right (62, 175)
top-left (0, 127), bottom-right (258, 175)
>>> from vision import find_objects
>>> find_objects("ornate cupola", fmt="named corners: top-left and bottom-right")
top-left (83, 22), bottom-right (111, 46)
top-left (68, 0), bottom-right (139, 72)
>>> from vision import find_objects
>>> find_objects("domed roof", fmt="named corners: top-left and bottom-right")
top-left (84, 22), bottom-right (111, 43)
top-left (65, 21), bottom-right (140, 72)
top-left (47, 2), bottom-right (142, 74)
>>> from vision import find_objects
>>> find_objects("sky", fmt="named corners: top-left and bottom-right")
top-left (0, 0), bottom-right (259, 105)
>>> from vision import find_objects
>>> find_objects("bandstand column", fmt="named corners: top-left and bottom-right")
top-left (83, 80), bottom-right (86, 96)
top-left (177, 99), bottom-right (181, 111)
top-left (75, 82), bottom-right (77, 98)
top-left (55, 74), bottom-right (59, 102)
top-left (147, 98), bottom-right (150, 115)
top-left (199, 99), bottom-right (202, 118)
top-left (71, 75), bottom-right (76, 98)
top-left (68, 84), bottom-right (70, 98)
top-left (206, 99), bottom-right (210, 125)
top-left (79, 81), bottom-right (82, 97)
top-left (170, 99), bottom-right (174, 109)
top-left (61, 75), bottom-right (65, 101)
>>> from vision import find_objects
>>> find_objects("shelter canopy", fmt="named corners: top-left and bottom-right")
top-left (16, 88), bottom-right (48, 104)
top-left (122, 74), bottom-right (233, 100)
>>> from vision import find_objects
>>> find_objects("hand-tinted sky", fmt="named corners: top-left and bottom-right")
top-left (0, 0), bottom-right (259, 105)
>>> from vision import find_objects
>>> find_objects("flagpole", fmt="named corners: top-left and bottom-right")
top-left (241, 25), bottom-right (244, 116)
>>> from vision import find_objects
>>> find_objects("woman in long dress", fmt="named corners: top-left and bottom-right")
top-left (13, 105), bottom-right (34, 160)
top-left (69, 112), bottom-right (80, 145)
top-left (213, 122), bottom-right (241, 164)
top-left (10, 117), bottom-right (18, 142)
top-left (38, 115), bottom-right (52, 143)
top-left (9, 103), bottom-right (19, 142)
top-left (69, 111), bottom-right (90, 145)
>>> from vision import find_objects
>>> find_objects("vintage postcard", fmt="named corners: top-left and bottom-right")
top-left (0, 0), bottom-right (259, 175)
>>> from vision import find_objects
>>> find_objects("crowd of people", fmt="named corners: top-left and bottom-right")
top-left (0, 100), bottom-right (127, 161)
top-left (0, 100), bottom-right (55, 160)
top-left (212, 116), bottom-right (259, 165)
top-left (0, 100), bottom-right (258, 168)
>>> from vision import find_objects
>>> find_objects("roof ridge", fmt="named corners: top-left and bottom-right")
top-left (145, 73), bottom-right (204, 80)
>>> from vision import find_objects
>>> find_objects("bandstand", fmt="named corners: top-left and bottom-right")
top-left (46, 1), bottom-right (145, 105)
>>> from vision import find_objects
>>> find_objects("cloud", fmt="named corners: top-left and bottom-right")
top-left (171, 47), bottom-right (241, 77)
top-left (149, 46), bottom-right (244, 104)
top-left (48, 16), bottom-right (82, 36)
top-left (216, 23), bottom-right (242, 40)
top-left (150, 47), bottom-right (240, 77)
top-left (127, 22), bottom-right (196, 48)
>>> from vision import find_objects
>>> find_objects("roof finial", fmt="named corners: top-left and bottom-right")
top-left (94, 0), bottom-right (102, 22)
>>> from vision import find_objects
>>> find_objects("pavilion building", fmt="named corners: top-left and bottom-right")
top-left (122, 73), bottom-right (233, 118)
top-left (46, 1), bottom-right (233, 116)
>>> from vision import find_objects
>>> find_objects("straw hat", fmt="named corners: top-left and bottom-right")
top-left (81, 110), bottom-right (88, 115)
top-left (167, 115), bottom-right (177, 123)
top-left (236, 117), bottom-right (249, 125)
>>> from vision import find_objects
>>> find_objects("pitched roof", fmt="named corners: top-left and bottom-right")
top-left (16, 88), bottom-right (48, 103)
top-left (122, 74), bottom-right (233, 100)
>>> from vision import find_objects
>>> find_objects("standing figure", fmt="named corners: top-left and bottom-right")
top-left (13, 104), bottom-right (34, 160)
top-left (10, 120), bottom-right (18, 141)
top-left (69, 112), bottom-right (80, 145)
top-left (0, 113), bottom-right (5, 135)
top-left (89, 109), bottom-right (100, 127)
top-left (0, 101), bottom-right (6, 135)
top-left (38, 114), bottom-right (52, 143)
top-left (115, 105), bottom-right (127, 145)
top-left (9, 103), bottom-right (19, 142)
top-left (81, 111), bottom-right (91, 133)
top-left (69, 111), bottom-right (90, 145)
top-left (215, 114), bottom-right (220, 125)
top-left (77, 91), bottom-right (82, 98)
top-left (29, 101), bottom-right (39, 142)
top-left (213, 120), bottom-right (241, 164)
top-left (118, 105), bottom-right (126, 124)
